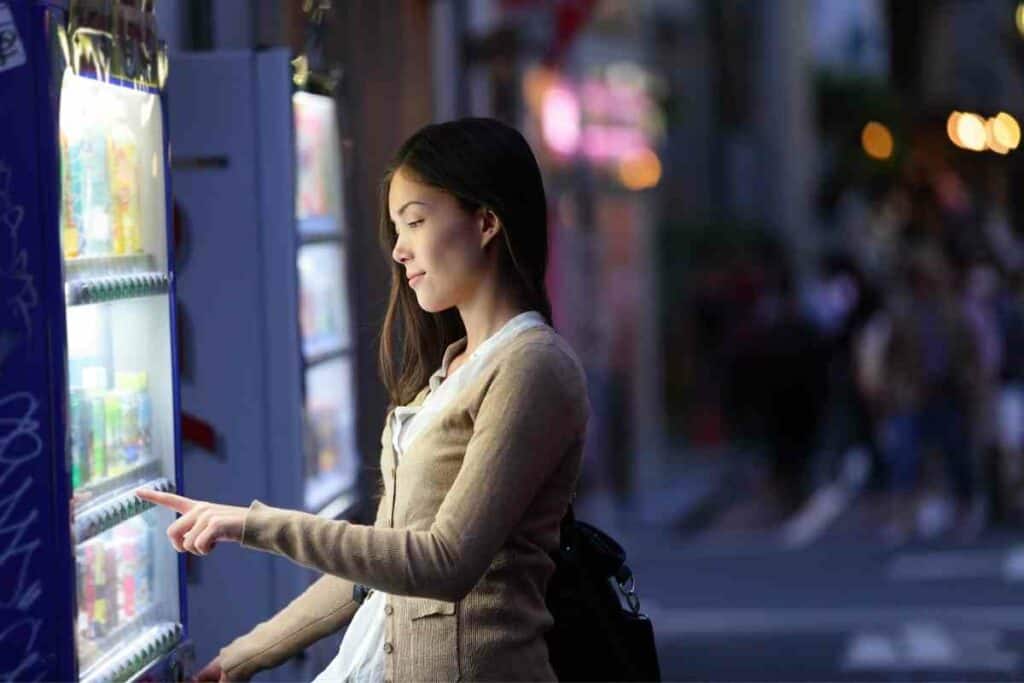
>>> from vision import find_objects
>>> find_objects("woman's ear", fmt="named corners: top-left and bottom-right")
top-left (479, 208), bottom-right (502, 249)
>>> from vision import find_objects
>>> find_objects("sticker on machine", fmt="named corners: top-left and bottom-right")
top-left (0, 3), bottom-right (28, 74)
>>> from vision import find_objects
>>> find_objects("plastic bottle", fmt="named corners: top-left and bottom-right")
top-left (113, 524), bottom-right (138, 623)
top-left (133, 517), bottom-right (151, 610)
top-left (108, 124), bottom-right (140, 255)
top-left (82, 367), bottom-right (107, 482)
top-left (59, 133), bottom-right (80, 258)
top-left (104, 390), bottom-right (124, 477)
top-left (103, 536), bottom-right (119, 631)
top-left (75, 545), bottom-right (91, 637)
top-left (68, 122), bottom-right (112, 257)
top-left (69, 387), bottom-right (90, 489)
top-left (136, 372), bottom-right (152, 458)
top-left (88, 541), bottom-right (109, 638)
top-left (139, 513), bottom-right (156, 608)
top-left (116, 372), bottom-right (141, 468)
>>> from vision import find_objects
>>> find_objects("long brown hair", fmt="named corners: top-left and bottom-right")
top-left (378, 118), bottom-right (553, 408)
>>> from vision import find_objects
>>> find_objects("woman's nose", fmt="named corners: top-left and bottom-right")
top-left (392, 237), bottom-right (411, 264)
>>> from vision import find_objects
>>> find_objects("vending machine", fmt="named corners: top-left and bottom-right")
top-left (167, 48), bottom-right (360, 675)
top-left (293, 87), bottom-right (358, 514)
top-left (0, 1), bottom-right (190, 681)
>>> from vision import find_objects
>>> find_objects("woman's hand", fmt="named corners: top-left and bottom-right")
top-left (135, 489), bottom-right (247, 556)
top-left (192, 656), bottom-right (230, 682)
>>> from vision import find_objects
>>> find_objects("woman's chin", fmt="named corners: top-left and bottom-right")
top-left (416, 296), bottom-right (447, 314)
top-left (412, 286), bottom-right (460, 313)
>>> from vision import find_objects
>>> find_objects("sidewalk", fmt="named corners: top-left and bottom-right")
top-left (574, 448), bottom-right (744, 545)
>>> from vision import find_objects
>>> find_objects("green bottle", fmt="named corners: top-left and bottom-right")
top-left (104, 393), bottom-right (123, 476)
top-left (83, 367), bottom-right (108, 481)
top-left (69, 388), bottom-right (89, 488)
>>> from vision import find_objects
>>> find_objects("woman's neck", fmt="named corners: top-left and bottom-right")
top-left (456, 293), bottom-right (527, 358)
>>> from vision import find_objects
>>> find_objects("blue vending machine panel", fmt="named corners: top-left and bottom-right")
top-left (0, 1), bottom-right (71, 679)
top-left (0, 2), bottom-right (189, 680)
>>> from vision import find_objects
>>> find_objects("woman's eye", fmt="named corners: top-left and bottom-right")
top-left (408, 219), bottom-right (424, 228)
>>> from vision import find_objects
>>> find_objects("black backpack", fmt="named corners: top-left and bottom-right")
top-left (545, 504), bottom-right (662, 681)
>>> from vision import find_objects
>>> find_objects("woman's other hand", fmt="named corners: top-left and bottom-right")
top-left (135, 488), bottom-right (246, 556)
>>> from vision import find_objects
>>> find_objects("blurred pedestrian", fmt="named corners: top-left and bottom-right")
top-left (866, 245), bottom-right (980, 543)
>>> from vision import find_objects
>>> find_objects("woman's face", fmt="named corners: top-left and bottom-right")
top-left (389, 167), bottom-right (495, 312)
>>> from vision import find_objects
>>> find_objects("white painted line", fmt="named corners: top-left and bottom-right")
top-left (844, 632), bottom-right (898, 668)
top-left (781, 485), bottom-right (849, 548)
top-left (780, 448), bottom-right (871, 548)
top-left (888, 549), bottom-right (1003, 582)
top-left (841, 623), bottom-right (1019, 673)
top-left (641, 601), bottom-right (1024, 636)
top-left (903, 622), bottom-right (955, 665)
top-left (1003, 546), bottom-right (1024, 582)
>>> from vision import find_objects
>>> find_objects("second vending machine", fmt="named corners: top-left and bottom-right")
top-left (167, 48), bottom-right (361, 677)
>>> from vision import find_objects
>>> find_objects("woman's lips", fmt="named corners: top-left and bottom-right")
top-left (408, 273), bottom-right (425, 286)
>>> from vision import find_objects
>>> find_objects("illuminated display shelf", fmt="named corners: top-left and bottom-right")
top-left (80, 621), bottom-right (183, 683)
top-left (74, 477), bottom-right (174, 545)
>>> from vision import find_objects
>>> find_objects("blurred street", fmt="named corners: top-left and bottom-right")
top-left (579, 455), bottom-right (1024, 681)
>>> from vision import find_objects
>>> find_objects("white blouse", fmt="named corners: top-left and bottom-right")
top-left (312, 311), bottom-right (548, 683)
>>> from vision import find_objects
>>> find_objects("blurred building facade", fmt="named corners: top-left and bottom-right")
top-left (156, 0), bottom-right (1024, 531)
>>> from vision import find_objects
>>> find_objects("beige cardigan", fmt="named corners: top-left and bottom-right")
top-left (219, 326), bottom-right (590, 681)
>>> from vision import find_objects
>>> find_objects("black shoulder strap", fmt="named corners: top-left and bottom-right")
top-left (559, 499), bottom-right (576, 551)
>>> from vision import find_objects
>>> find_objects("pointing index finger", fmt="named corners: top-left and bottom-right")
top-left (136, 488), bottom-right (195, 514)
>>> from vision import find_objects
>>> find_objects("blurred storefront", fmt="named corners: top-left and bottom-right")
top-left (446, 0), bottom-right (682, 506)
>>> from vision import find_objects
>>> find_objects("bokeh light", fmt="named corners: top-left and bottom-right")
top-left (617, 148), bottom-right (662, 190)
top-left (986, 118), bottom-right (1010, 154)
top-left (993, 112), bottom-right (1021, 149)
top-left (955, 113), bottom-right (987, 151)
top-left (861, 121), bottom-right (894, 160)
top-left (947, 111), bottom-right (963, 147)
top-left (541, 84), bottom-right (582, 157)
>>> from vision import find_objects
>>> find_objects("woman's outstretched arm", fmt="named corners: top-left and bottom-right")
top-left (238, 343), bottom-right (588, 602)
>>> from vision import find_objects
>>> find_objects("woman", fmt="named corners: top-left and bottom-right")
top-left (138, 117), bottom-right (590, 681)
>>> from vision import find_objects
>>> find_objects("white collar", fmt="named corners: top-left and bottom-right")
top-left (428, 310), bottom-right (547, 391)
top-left (391, 311), bottom-right (547, 455)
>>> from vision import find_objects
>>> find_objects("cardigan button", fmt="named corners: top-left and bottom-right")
top-left (383, 642), bottom-right (394, 654)
top-left (384, 604), bottom-right (394, 616)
